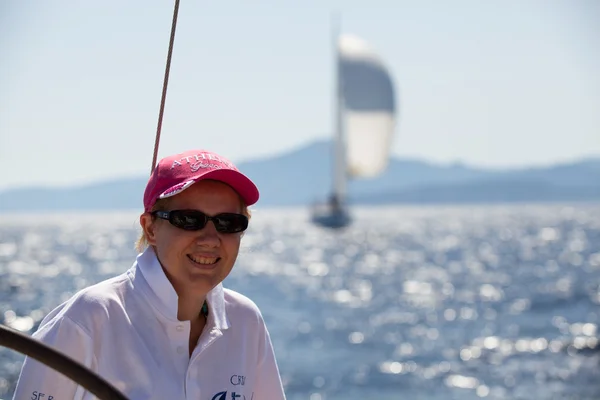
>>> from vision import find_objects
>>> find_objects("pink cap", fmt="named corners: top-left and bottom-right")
top-left (143, 149), bottom-right (259, 212)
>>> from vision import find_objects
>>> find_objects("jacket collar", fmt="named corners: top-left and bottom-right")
top-left (132, 246), bottom-right (230, 330)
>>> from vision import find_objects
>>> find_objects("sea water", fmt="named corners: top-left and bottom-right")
top-left (1, 203), bottom-right (599, 399)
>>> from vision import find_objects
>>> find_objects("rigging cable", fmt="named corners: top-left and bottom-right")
top-left (151, 0), bottom-right (181, 172)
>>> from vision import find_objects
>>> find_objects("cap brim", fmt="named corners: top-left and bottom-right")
top-left (158, 169), bottom-right (259, 206)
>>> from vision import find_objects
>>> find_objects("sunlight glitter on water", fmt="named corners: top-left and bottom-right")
top-left (1, 204), bottom-right (600, 400)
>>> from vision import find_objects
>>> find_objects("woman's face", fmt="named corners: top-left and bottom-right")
top-left (141, 180), bottom-right (244, 298)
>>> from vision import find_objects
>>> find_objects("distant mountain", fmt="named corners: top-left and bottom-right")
top-left (0, 178), bottom-right (146, 211)
top-left (1, 140), bottom-right (599, 211)
top-left (353, 178), bottom-right (600, 205)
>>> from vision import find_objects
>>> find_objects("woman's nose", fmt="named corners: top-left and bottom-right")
top-left (195, 220), bottom-right (220, 246)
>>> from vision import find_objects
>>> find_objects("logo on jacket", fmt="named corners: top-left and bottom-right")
top-left (211, 391), bottom-right (254, 400)
top-left (230, 374), bottom-right (246, 386)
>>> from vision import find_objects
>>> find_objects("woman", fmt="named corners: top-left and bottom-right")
top-left (12, 149), bottom-right (287, 400)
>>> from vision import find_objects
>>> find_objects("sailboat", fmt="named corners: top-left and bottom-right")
top-left (311, 28), bottom-right (397, 229)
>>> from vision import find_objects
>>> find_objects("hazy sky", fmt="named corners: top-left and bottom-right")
top-left (1, 0), bottom-right (599, 190)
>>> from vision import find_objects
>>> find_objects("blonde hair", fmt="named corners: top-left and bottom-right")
top-left (135, 197), bottom-right (252, 253)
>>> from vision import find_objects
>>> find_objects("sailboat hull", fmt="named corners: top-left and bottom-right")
top-left (310, 205), bottom-right (352, 229)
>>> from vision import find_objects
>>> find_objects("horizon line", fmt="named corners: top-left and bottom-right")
top-left (0, 139), bottom-right (599, 192)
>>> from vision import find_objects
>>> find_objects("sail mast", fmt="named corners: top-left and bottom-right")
top-left (332, 12), bottom-right (346, 205)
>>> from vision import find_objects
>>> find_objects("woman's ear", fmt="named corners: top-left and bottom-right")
top-left (140, 213), bottom-right (158, 245)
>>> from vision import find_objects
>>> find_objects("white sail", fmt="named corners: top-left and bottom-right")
top-left (310, 29), bottom-right (396, 229)
top-left (339, 34), bottom-right (396, 179)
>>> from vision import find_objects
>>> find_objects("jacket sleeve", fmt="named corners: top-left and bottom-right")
top-left (12, 316), bottom-right (96, 400)
top-left (253, 318), bottom-right (286, 400)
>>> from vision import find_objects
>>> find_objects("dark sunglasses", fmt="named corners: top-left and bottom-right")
top-left (152, 210), bottom-right (248, 233)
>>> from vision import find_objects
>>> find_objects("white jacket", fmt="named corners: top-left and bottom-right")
top-left (12, 247), bottom-right (286, 400)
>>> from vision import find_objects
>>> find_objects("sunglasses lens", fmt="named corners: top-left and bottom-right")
top-left (213, 214), bottom-right (248, 233)
top-left (170, 210), bottom-right (207, 230)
